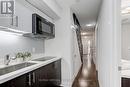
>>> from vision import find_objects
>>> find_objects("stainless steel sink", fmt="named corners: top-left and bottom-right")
top-left (32, 56), bottom-right (55, 61)
top-left (0, 62), bottom-right (36, 76)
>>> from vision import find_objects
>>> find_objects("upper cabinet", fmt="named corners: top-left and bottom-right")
top-left (0, 0), bottom-right (61, 34)
top-left (0, 0), bottom-right (16, 28)
top-left (0, 15), bottom-right (14, 28)
top-left (15, 1), bottom-right (32, 33)
top-left (0, 0), bottom-right (32, 33)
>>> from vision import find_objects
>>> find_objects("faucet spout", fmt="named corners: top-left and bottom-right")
top-left (4, 55), bottom-right (11, 65)
top-left (4, 55), bottom-right (17, 65)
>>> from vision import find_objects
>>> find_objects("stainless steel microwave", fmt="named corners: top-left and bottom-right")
top-left (32, 13), bottom-right (55, 39)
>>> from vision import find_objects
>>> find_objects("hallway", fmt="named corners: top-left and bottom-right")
top-left (72, 29), bottom-right (99, 87)
top-left (71, 0), bottom-right (120, 87)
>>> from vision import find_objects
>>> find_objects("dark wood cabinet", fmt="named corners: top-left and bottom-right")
top-left (122, 78), bottom-right (130, 87)
top-left (0, 74), bottom-right (28, 87)
top-left (34, 59), bottom-right (61, 87)
top-left (0, 60), bottom-right (61, 87)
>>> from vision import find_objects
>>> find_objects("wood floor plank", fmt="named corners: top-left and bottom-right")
top-left (72, 55), bottom-right (99, 87)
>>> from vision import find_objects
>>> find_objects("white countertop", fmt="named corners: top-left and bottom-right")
top-left (0, 56), bottom-right (62, 84)
top-left (121, 59), bottom-right (130, 78)
top-left (122, 70), bottom-right (130, 78)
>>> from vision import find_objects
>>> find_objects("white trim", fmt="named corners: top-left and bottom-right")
top-left (112, 0), bottom-right (121, 87)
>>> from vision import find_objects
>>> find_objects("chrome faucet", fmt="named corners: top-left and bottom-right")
top-left (4, 55), bottom-right (17, 65)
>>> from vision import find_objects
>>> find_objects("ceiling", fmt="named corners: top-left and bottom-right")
top-left (121, 0), bottom-right (130, 14)
top-left (121, 0), bottom-right (130, 23)
top-left (71, 0), bottom-right (102, 29)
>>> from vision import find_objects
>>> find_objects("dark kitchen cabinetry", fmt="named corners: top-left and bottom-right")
top-left (0, 74), bottom-right (28, 87)
top-left (33, 60), bottom-right (61, 87)
top-left (122, 78), bottom-right (130, 87)
top-left (0, 60), bottom-right (61, 87)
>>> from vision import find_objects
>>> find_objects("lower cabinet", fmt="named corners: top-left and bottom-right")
top-left (0, 74), bottom-right (28, 87)
top-left (122, 78), bottom-right (130, 87)
top-left (0, 60), bottom-right (61, 87)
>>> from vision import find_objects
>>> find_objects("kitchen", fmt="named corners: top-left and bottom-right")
top-left (0, 0), bottom-right (81, 87)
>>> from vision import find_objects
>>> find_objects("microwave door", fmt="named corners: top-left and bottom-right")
top-left (37, 19), bottom-right (43, 34)
top-left (42, 23), bottom-right (52, 34)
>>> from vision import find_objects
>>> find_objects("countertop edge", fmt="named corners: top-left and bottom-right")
top-left (0, 57), bottom-right (62, 84)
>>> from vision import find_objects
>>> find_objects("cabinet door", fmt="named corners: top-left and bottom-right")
top-left (35, 65), bottom-right (50, 87)
top-left (39, 60), bottom-right (61, 86)
top-left (0, 81), bottom-right (10, 87)
top-left (48, 60), bottom-right (61, 86)
top-left (15, 1), bottom-right (32, 33)
top-left (45, 63), bottom-right (56, 86)
top-left (54, 60), bottom-right (61, 86)
top-left (33, 60), bottom-right (61, 87)
top-left (10, 74), bottom-right (28, 87)
top-left (122, 78), bottom-right (130, 87)
top-left (0, 15), bottom-right (13, 28)
top-left (0, 74), bottom-right (28, 87)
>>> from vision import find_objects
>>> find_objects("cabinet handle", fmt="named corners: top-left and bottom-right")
top-left (16, 16), bottom-right (18, 27)
top-left (28, 73), bottom-right (31, 86)
top-left (32, 72), bottom-right (35, 83)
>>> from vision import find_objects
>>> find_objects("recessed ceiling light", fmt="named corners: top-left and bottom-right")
top-left (86, 24), bottom-right (93, 27)
top-left (81, 32), bottom-right (87, 35)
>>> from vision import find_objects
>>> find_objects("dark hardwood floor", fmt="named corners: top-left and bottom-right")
top-left (72, 55), bottom-right (99, 87)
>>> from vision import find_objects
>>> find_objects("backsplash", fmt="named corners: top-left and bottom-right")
top-left (0, 31), bottom-right (44, 64)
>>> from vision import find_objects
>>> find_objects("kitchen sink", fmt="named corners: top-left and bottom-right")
top-left (0, 62), bottom-right (36, 76)
top-left (32, 56), bottom-right (55, 61)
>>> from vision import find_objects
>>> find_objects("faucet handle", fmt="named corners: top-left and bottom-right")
top-left (5, 54), bottom-right (10, 60)
top-left (4, 54), bottom-right (10, 65)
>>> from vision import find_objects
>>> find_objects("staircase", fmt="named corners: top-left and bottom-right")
top-left (76, 27), bottom-right (83, 62)
top-left (73, 13), bottom-right (83, 62)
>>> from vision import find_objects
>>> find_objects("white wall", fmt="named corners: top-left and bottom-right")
top-left (71, 29), bottom-right (82, 83)
top-left (96, 0), bottom-right (121, 87)
top-left (44, 3), bottom-right (81, 87)
top-left (70, 9), bottom-right (82, 83)
top-left (122, 23), bottom-right (130, 60)
top-left (44, 5), bottom-right (72, 86)
top-left (0, 31), bottom-right (44, 63)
